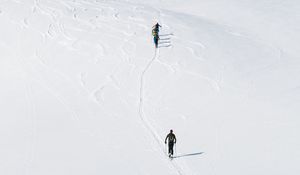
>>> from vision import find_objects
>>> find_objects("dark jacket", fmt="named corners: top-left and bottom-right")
top-left (165, 133), bottom-right (176, 144)
top-left (153, 23), bottom-right (161, 33)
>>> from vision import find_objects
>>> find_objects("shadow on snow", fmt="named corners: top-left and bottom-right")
top-left (159, 33), bottom-right (174, 37)
top-left (158, 44), bottom-right (171, 48)
top-left (172, 152), bottom-right (204, 159)
top-left (159, 38), bottom-right (171, 41)
top-left (158, 41), bottom-right (171, 45)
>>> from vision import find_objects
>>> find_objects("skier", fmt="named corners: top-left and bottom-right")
top-left (165, 129), bottom-right (176, 158)
top-left (153, 32), bottom-right (159, 48)
top-left (152, 22), bottom-right (161, 34)
top-left (152, 23), bottom-right (161, 48)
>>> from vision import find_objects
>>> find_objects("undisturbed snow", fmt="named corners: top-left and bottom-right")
top-left (0, 0), bottom-right (300, 175)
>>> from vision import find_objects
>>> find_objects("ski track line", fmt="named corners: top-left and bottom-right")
top-left (32, 74), bottom-right (80, 123)
top-left (29, 74), bottom-right (100, 138)
top-left (24, 80), bottom-right (38, 173)
top-left (138, 48), bottom-right (187, 175)
top-left (25, 53), bottom-right (81, 125)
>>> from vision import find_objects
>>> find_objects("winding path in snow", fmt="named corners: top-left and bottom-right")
top-left (138, 48), bottom-right (188, 175)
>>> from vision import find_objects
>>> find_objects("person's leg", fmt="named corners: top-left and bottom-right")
top-left (154, 37), bottom-right (158, 47)
top-left (169, 142), bottom-right (174, 156)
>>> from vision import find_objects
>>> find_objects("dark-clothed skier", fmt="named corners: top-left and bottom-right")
top-left (153, 32), bottom-right (159, 48)
top-left (152, 23), bottom-right (161, 48)
top-left (152, 23), bottom-right (161, 33)
top-left (165, 129), bottom-right (176, 157)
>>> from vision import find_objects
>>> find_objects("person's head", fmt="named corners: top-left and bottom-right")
top-left (170, 129), bottom-right (173, 133)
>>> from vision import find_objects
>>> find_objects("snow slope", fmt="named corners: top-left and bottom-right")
top-left (0, 0), bottom-right (300, 174)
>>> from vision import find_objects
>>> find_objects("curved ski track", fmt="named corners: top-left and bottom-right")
top-left (138, 48), bottom-right (188, 175)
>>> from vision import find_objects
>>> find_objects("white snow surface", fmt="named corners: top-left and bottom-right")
top-left (0, 0), bottom-right (300, 174)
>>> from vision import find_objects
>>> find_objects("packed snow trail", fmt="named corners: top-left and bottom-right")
top-left (138, 48), bottom-right (186, 175)
top-left (138, 48), bottom-right (164, 152)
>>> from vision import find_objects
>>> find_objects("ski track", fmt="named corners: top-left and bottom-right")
top-left (138, 48), bottom-right (190, 175)
top-left (24, 52), bottom-right (83, 130)
top-left (24, 80), bottom-right (37, 174)
top-left (136, 5), bottom-right (191, 174)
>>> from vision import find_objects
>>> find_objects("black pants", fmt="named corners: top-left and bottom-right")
top-left (168, 142), bottom-right (174, 155)
top-left (154, 36), bottom-right (159, 47)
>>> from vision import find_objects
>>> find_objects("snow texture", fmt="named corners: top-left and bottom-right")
top-left (0, 0), bottom-right (299, 175)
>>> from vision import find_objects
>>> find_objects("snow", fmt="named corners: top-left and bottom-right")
top-left (0, 0), bottom-right (300, 174)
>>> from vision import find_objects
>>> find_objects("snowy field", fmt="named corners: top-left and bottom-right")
top-left (0, 0), bottom-right (300, 174)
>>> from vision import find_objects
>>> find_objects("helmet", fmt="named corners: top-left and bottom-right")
top-left (170, 129), bottom-right (173, 133)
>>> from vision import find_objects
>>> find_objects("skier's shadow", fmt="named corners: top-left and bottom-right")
top-left (159, 33), bottom-right (173, 37)
top-left (158, 44), bottom-right (171, 48)
top-left (172, 152), bottom-right (204, 159)
top-left (158, 41), bottom-right (171, 45)
top-left (159, 38), bottom-right (171, 41)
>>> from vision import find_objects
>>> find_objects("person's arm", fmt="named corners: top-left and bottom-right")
top-left (165, 134), bottom-right (169, 144)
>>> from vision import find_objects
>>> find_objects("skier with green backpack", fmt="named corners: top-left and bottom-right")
top-left (152, 23), bottom-right (161, 48)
